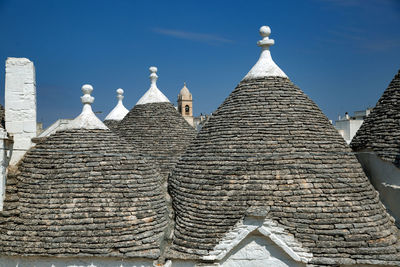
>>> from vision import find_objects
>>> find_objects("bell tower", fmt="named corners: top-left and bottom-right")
top-left (178, 82), bottom-right (194, 127)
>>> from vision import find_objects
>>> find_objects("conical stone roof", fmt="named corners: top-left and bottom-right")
top-left (168, 27), bottom-right (400, 266)
top-left (351, 69), bottom-right (400, 167)
top-left (112, 67), bottom-right (196, 181)
top-left (0, 85), bottom-right (169, 259)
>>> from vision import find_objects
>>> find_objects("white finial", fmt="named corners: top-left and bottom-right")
top-left (81, 84), bottom-right (94, 105)
top-left (136, 66), bottom-right (170, 105)
top-left (149, 66), bottom-right (158, 87)
top-left (243, 26), bottom-right (287, 80)
top-left (104, 88), bottom-right (129, 121)
top-left (258, 26), bottom-right (274, 48)
top-left (64, 84), bottom-right (108, 130)
top-left (117, 88), bottom-right (124, 101)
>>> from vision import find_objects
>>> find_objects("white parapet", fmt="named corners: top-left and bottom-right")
top-left (5, 57), bottom-right (37, 165)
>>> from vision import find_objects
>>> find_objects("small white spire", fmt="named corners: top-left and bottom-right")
top-left (136, 66), bottom-right (170, 105)
top-left (104, 88), bottom-right (129, 121)
top-left (243, 26), bottom-right (287, 80)
top-left (66, 84), bottom-right (108, 130)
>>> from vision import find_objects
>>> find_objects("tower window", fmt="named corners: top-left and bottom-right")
top-left (185, 105), bottom-right (190, 115)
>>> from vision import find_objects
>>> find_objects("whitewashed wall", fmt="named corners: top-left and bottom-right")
top-left (355, 150), bottom-right (400, 228)
top-left (172, 233), bottom-right (306, 267)
top-left (5, 57), bottom-right (36, 165)
top-left (219, 234), bottom-right (304, 267)
top-left (335, 119), bottom-right (364, 144)
top-left (0, 128), bottom-right (8, 211)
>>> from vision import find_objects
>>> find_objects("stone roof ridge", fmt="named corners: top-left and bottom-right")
top-left (65, 84), bottom-right (108, 130)
top-left (136, 66), bottom-right (170, 105)
top-left (104, 88), bottom-right (129, 121)
top-left (243, 26), bottom-right (287, 80)
top-left (179, 82), bottom-right (191, 98)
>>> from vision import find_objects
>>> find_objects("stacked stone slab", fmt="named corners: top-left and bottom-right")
top-left (103, 119), bottom-right (121, 130)
top-left (351, 70), bottom-right (400, 166)
top-left (168, 27), bottom-right (400, 266)
top-left (0, 85), bottom-right (169, 260)
top-left (112, 68), bottom-right (196, 182)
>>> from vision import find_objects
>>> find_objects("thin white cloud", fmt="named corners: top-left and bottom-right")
top-left (152, 28), bottom-right (233, 44)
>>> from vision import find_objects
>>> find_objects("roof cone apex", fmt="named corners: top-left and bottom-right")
top-left (66, 84), bottom-right (108, 130)
top-left (136, 66), bottom-right (170, 105)
top-left (243, 26), bottom-right (287, 80)
top-left (105, 88), bottom-right (129, 121)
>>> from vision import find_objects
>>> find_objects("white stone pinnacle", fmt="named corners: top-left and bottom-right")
top-left (136, 66), bottom-right (170, 105)
top-left (66, 84), bottom-right (108, 130)
top-left (243, 26), bottom-right (287, 80)
top-left (104, 88), bottom-right (129, 121)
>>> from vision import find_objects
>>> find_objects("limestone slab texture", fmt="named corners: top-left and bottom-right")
top-left (168, 26), bottom-right (400, 266)
top-left (112, 102), bottom-right (196, 182)
top-left (5, 57), bottom-right (36, 165)
top-left (351, 69), bottom-right (400, 166)
top-left (0, 129), bottom-right (169, 259)
top-left (168, 77), bottom-right (400, 265)
top-left (0, 256), bottom-right (154, 267)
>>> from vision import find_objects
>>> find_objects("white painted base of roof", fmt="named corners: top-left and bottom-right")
top-left (136, 85), bottom-right (170, 105)
top-left (105, 101), bottom-right (129, 121)
top-left (66, 104), bottom-right (108, 130)
top-left (243, 49), bottom-right (287, 80)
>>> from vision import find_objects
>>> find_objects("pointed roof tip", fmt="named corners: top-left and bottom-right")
top-left (136, 66), bottom-right (170, 105)
top-left (104, 88), bottom-right (129, 121)
top-left (243, 25), bottom-right (287, 81)
top-left (65, 84), bottom-right (109, 130)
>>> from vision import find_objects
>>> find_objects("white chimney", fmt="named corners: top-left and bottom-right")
top-left (5, 58), bottom-right (37, 165)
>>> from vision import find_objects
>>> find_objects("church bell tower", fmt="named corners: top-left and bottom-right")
top-left (178, 82), bottom-right (194, 127)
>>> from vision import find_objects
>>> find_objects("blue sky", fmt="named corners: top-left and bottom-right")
top-left (0, 0), bottom-right (399, 127)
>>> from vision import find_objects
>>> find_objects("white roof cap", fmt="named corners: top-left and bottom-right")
top-left (136, 66), bottom-right (170, 105)
top-left (104, 88), bottom-right (129, 121)
top-left (65, 84), bottom-right (108, 130)
top-left (243, 26), bottom-right (287, 80)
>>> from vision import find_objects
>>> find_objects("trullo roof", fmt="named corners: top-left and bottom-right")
top-left (351, 69), bottom-right (400, 167)
top-left (167, 26), bottom-right (400, 266)
top-left (112, 67), bottom-right (196, 181)
top-left (0, 85), bottom-right (169, 259)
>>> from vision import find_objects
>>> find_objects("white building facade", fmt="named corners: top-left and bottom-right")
top-left (334, 109), bottom-right (372, 144)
